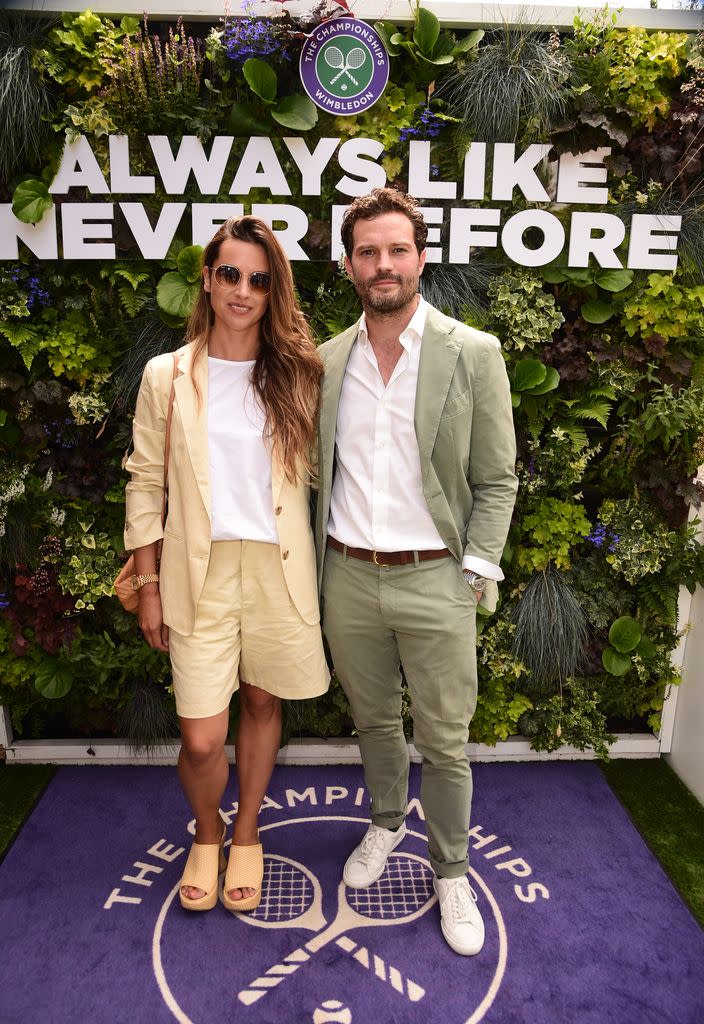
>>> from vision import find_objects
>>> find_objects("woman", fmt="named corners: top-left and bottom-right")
top-left (123, 216), bottom-right (329, 913)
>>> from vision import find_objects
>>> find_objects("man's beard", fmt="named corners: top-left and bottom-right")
top-left (354, 273), bottom-right (419, 314)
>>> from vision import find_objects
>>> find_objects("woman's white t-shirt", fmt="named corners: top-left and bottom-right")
top-left (207, 356), bottom-right (278, 543)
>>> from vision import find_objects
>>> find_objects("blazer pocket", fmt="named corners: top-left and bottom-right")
top-left (440, 390), bottom-right (471, 419)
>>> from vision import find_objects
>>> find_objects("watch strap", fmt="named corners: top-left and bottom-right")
top-left (132, 573), bottom-right (159, 591)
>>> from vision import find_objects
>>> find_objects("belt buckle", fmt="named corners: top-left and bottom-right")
top-left (372, 550), bottom-right (386, 566)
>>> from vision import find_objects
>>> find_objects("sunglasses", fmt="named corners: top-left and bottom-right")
top-left (208, 264), bottom-right (271, 293)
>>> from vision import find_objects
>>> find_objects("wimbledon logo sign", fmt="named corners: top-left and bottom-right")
top-left (300, 18), bottom-right (390, 116)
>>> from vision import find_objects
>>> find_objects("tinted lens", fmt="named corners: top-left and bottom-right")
top-left (249, 272), bottom-right (271, 293)
top-left (213, 264), bottom-right (241, 288)
top-left (212, 265), bottom-right (270, 293)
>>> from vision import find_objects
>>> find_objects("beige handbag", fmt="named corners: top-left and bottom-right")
top-left (114, 352), bottom-right (179, 613)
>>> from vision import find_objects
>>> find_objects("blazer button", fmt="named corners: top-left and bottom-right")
top-left (275, 506), bottom-right (282, 515)
top-left (282, 549), bottom-right (290, 560)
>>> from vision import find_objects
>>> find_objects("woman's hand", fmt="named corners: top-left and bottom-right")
top-left (138, 586), bottom-right (169, 652)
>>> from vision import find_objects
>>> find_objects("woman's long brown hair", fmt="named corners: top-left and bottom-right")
top-left (186, 216), bottom-right (323, 482)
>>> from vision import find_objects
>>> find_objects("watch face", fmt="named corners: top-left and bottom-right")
top-left (131, 575), bottom-right (140, 591)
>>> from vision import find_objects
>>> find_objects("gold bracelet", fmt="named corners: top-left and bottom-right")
top-left (130, 573), bottom-right (159, 592)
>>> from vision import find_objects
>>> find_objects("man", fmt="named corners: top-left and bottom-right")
top-left (314, 188), bottom-right (517, 956)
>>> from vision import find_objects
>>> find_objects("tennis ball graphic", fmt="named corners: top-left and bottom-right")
top-left (313, 999), bottom-right (352, 1023)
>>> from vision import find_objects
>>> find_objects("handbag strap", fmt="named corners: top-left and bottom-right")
top-left (160, 351), bottom-right (180, 527)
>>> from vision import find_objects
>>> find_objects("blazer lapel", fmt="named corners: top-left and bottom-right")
top-left (174, 343), bottom-right (211, 519)
top-left (271, 451), bottom-right (285, 507)
top-left (414, 306), bottom-right (462, 481)
top-left (319, 325), bottom-right (358, 497)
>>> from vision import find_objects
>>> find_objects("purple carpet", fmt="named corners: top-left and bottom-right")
top-left (1, 762), bottom-right (702, 1024)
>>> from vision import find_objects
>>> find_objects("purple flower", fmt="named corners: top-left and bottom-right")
top-left (223, 11), bottom-right (287, 67)
top-left (587, 524), bottom-right (607, 548)
top-left (7, 268), bottom-right (51, 309)
top-left (400, 105), bottom-right (446, 142)
top-left (27, 277), bottom-right (51, 310)
top-left (587, 523), bottom-right (619, 552)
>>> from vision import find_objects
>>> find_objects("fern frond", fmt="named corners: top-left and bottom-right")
top-left (112, 266), bottom-right (152, 289)
top-left (690, 353), bottom-right (704, 384)
top-left (560, 425), bottom-right (588, 448)
top-left (567, 400), bottom-right (613, 428)
top-left (117, 282), bottom-right (150, 317)
top-left (0, 321), bottom-right (42, 369)
top-left (635, 579), bottom-right (679, 625)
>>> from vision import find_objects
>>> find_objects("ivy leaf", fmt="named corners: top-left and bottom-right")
top-left (12, 180), bottom-right (54, 225)
top-left (609, 616), bottom-right (642, 653)
top-left (581, 298), bottom-right (614, 324)
top-left (229, 102), bottom-right (267, 136)
top-left (272, 94), bottom-right (318, 131)
top-left (413, 7), bottom-right (440, 55)
top-left (157, 272), bottom-right (200, 319)
top-left (513, 359), bottom-right (547, 392)
top-left (35, 658), bottom-right (74, 699)
top-left (243, 58), bottom-right (277, 103)
top-left (594, 269), bottom-right (634, 293)
top-left (177, 245), bottom-right (204, 284)
top-left (602, 646), bottom-right (632, 676)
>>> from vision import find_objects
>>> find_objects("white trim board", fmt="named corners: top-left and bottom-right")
top-left (3, 733), bottom-right (660, 765)
top-left (2, 2), bottom-right (701, 32)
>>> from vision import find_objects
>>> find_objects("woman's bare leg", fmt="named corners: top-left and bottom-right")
top-left (228, 681), bottom-right (281, 901)
top-left (178, 708), bottom-right (230, 900)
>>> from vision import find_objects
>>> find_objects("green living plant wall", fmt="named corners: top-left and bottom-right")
top-left (1, 3), bottom-right (703, 756)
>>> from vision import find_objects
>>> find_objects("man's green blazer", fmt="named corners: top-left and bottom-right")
top-left (314, 304), bottom-right (518, 613)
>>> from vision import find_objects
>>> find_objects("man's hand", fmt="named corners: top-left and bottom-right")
top-left (462, 569), bottom-right (486, 604)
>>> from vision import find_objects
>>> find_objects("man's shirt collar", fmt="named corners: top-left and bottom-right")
top-left (357, 295), bottom-right (428, 354)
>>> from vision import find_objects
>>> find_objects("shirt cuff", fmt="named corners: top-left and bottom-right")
top-left (462, 555), bottom-right (504, 581)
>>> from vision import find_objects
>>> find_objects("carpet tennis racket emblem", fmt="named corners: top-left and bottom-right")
top-left (237, 852), bottom-right (434, 1006)
top-left (324, 45), bottom-right (365, 87)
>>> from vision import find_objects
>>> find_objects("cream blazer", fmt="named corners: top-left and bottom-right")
top-left (124, 343), bottom-right (320, 636)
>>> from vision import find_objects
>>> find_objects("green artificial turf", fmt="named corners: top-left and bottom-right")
top-left (0, 763), bottom-right (55, 862)
top-left (602, 758), bottom-right (704, 928)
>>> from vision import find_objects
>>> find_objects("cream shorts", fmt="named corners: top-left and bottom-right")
top-left (169, 540), bottom-right (330, 719)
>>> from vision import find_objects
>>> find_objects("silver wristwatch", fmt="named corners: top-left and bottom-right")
top-left (462, 569), bottom-right (487, 593)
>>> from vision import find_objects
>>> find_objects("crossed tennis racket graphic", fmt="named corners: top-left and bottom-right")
top-left (236, 852), bottom-right (435, 1006)
top-left (324, 46), bottom-right (366, 87)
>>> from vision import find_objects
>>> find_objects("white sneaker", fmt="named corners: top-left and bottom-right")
top-left (343, 822), bottom-right (407, 888)
top-left (433, 875), bottom-right (485, 956)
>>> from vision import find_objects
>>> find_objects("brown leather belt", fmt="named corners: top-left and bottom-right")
top-left (327, 535), bottom-right (451, 566)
